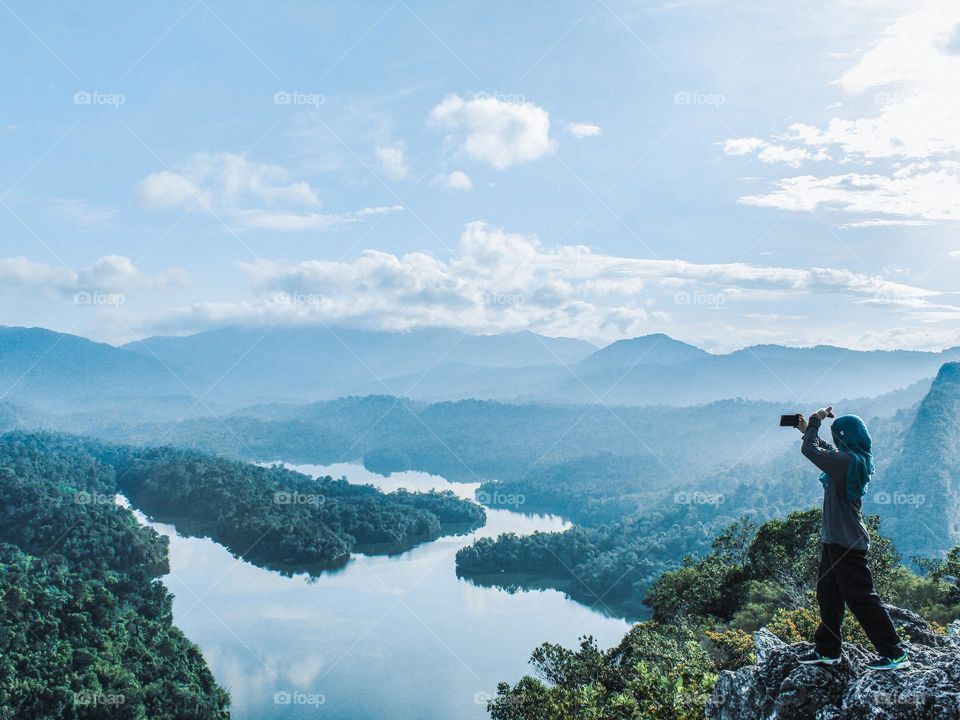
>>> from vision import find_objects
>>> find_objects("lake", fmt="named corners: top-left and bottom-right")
top-left (136, 463), bottom-right (633, 719)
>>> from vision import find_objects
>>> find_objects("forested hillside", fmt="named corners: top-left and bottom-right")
top-left (455, 451), bottom-right (825, 618)
top-left (101, 396), bottom-right (801, 481)
top-left (485, 510), bottom-right (960, 720)
top-left (0, 433), bottom-right (230, 719)
top-left (1, 432), bottom-right (484, 572)
top-left (883, 362), bottom-right (960, 560)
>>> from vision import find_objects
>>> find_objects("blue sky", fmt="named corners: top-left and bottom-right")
top-left (1, 0), bottom-right (959, 350)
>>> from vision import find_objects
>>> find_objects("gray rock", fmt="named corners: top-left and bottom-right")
top-left (884, 604), bottom-right (950, 648)
top-left (706, 606), bottom-right (960, 720)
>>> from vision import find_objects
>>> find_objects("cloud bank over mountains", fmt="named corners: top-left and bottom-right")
top-left (135, 221), bottom-right (959, 349)
top-left (3, 4), bottom-right (958, 352)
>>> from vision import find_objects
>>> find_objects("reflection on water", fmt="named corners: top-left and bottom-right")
top-left (140, 463), bottom-right (632, 720)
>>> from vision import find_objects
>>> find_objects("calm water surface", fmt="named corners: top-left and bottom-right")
top-left (136, 463), bottom-right (632, 720)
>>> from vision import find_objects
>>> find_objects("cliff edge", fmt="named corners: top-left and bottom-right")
top-left (706, 605), bottom-right (960, 719)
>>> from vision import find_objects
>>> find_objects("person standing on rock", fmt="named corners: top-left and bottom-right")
top-left (795, 406), bottom-right (910, 671)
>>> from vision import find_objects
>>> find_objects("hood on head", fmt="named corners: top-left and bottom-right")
top-left (831, 414), bottom-right (872, 455)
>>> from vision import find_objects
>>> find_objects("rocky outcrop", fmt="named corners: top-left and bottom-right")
top-left (706, 605), bottom-right (960, 720)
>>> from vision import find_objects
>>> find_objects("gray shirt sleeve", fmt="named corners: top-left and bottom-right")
top-left (801, 416), bottom-right (847, 477)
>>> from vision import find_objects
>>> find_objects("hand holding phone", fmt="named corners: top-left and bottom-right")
top-left (780, 413), bottom-right (810, 433)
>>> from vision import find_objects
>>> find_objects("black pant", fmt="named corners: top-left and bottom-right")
top-left (814, 543), bottom-right (902, 658)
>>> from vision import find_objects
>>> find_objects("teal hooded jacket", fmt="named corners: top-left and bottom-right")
top-left (827, 414), bottom-right (875, 501)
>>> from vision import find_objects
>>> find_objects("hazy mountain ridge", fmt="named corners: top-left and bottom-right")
top-left (575, 333), bottom-right (711, 369)
top-left (526, 342), bottom-right (960, 406)
top-left (122, 325), bottom-right (597, 404)
top-left (2, 325), bottom-right (952, 418)
top-left (0, 326), bottom-right (187, 405)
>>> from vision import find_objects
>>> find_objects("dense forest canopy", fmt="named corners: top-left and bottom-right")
top-left (0, 433), bottom-right (229, 719)
top-left (486, 510), bottom-right (960, 720)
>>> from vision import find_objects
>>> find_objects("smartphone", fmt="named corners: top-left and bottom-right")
top-left (780, 413), bottom-right (802, 427)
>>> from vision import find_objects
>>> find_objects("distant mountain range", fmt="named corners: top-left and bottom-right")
top-left (0, 325), bottom-right (594, 417)
top-left (0, 327), bottom-right (185, 407)
top-left (3, 322), bottom-right (957, 559)
top-left (523, 341), bottom-right (960, 407)
top-left (122, 325), bottom-right (595, 404)
top-left (1, 325), bottom-right (956, 420)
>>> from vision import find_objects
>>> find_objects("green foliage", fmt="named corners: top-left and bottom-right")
top-left (765, 607), bottom-right (819, 644)
top-left (489, 623), bottom-right (716, 720)
top-left (643, 555), bottom-right (747, 624)
top-left (0, 433), bottom-right (229, 719)
top-left (104, 441), bottom-right (485, 573)
top-left (646, 510), bottom-right (916, 628)
top-left (928, 545), bottom-right (960, 603)
top-left (726, 581), bottom-right (793, 632)
top-left (490, 512), bottom-right (960, 720)
top-left (703, 628), bottom-right (754, 671)
top-left (0, 430), bottom-right (488, 718)
top-left (744, 509), bottom-right (823, 606)
top-left (0, 544), bottom-right (229, 719)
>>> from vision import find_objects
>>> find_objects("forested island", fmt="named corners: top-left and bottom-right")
top-left (0, 431), bottom-right (485, 717)
top-left (107, 444), bottom-right (485, 571)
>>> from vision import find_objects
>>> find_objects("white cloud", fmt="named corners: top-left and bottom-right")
top-left (232, 205), bottom-right (403, 231)
top-left (725, 6), bottom-right (960, 224)
top-left (137, 152), bottom-right (393, 231)
top-left (839, 218), bottom-right (934, 229)
top-left (566, 122), bottom-right (601, 138)
top-left (428, 94), bottom-right (556, 169)
top-left (723, 137), bottom-right (766, 156)
top-left (0, 255), bottom-right (187, 297)
top-left (49, 199), bottom-right (118, 225)
top-left (798, 6), bottom-right (960, 161)
top-left (0, 257), bottom-right (75, 294)
top-left (723, 137), bottom-right (829, 168)
top-left (138, 152), bottom-right (320, 210)
top-left (375, 145), bottom-right (410, 181)
top-left (738, 164), bottom-right (960, 220)
top-left (147, 222), bottom-right (957, 344)
top-left (431, 170), bottom-right (473, 190)
top-left (138, 170), bottom-right (209, 210)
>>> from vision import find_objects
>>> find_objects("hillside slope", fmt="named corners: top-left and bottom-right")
top-left (883, 362), bottom-right (960, 559)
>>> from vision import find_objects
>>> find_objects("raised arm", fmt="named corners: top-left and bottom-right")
top-left (801, 414), bottom-right (847, 477)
